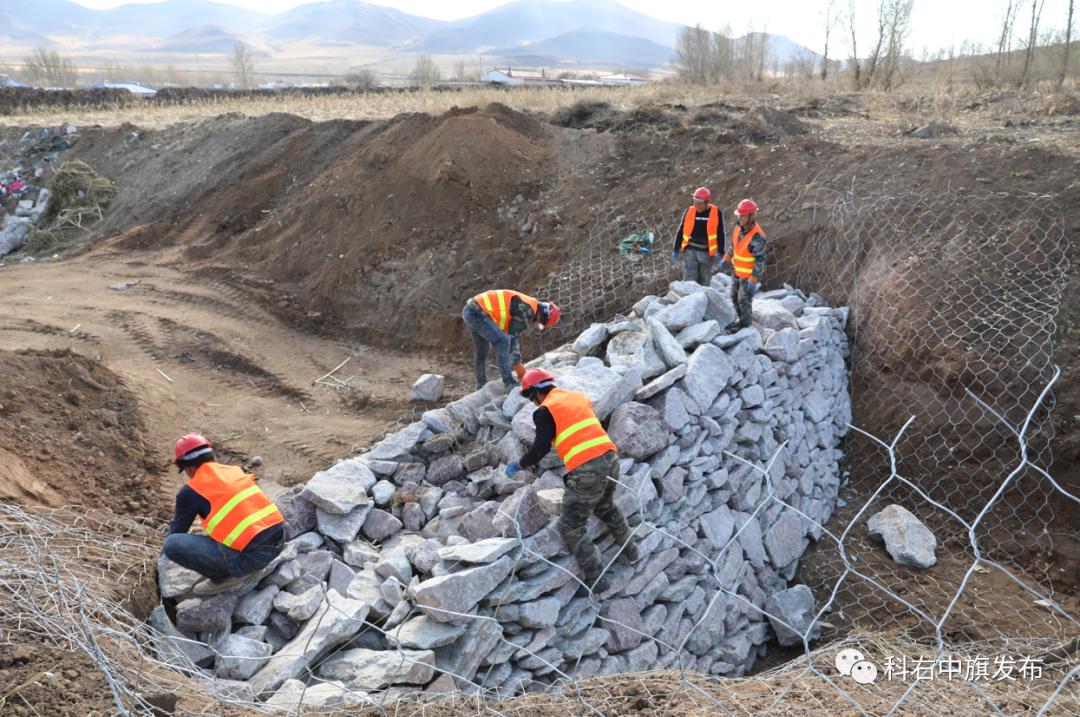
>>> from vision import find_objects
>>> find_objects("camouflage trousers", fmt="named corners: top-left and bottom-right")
top-left (729, 277), bottom-right (756, 328)
top-left (559, 451), bottom-right (632, 583)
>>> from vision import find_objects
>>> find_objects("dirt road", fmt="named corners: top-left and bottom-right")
top-left (0, 245), bottom-right (470, 498)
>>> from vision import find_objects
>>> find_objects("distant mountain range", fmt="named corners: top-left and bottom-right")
top-left (1, 0), bottom-right (819, 73)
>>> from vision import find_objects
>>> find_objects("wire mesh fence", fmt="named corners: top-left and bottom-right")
top-left (2, 189), bottom-right (1077, 715)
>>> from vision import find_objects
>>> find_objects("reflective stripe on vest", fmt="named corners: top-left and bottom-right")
top-left (472, 290), bottom-right (540, 333)
top-left (731, 225), bottom-right (763, 279)
top-left (542, 388), bottom-right (617, 472)
top-left (681, 204), bottom-right (720, 256)
top-left (188, 463), bottom-right (283, 550)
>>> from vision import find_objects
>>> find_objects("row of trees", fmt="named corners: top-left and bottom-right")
top-left (677, 0), bottom-right (1077, 90)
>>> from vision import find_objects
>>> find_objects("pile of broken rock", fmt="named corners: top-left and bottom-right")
top-left (153, 275), bottom-right (852, 710)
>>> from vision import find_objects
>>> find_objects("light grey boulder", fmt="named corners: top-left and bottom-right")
top-left (316, 505), bottom-right (372, 543)
top-left (273, 584), bottom-right (324, 622)
top-left (362, 509), bottom-right (403, 542)
top-left (572, 323), bottom-right (609, 355)
top-left (647, 317), bottom-right (688, 368)
top-left (318, 647), bottom-right (435, 690)
top-left (371, 480), bottom-right (396, 506)
top-left (764, 510), bottom-right (805, 568)
top-left (215, 634), bottom-right (273, 681)
top-left (265, 679), bottom-right (372, 710)
top-left (388, 616), bottom-right (468, 650)
top-left (157, 555), bottom-right (202, 599)
top-left (608, 402), bottom-right (669, 460)
top-left (437, 537), bottom-right (519, 564)
top-left (764, 328), bottom-right (800, 362)
top-left (675, 320), bottom-right (722, 349)
top-left (654, 292), bottom-right (707, 332)
top-left (149, 606), bottom-right (215, 668)
top-left (301, 460), bottom-right (374, 515)
top-left (867, 504), bottom-right (938, 568)
top-left (412, 374), bottom-right (445, 402)
top-left (413, 556), bottom-right (515, 623)
top-left (233, 585), bottom-right (279, 626)
top-left (176, 592), bottom-right (238, 634)
top-left (752, 300), bottom-right (799, 330)
top-left (556, 358), bottom-right (639, 420)
top-left (680, 343), bottom-right (735, 410)
top-left (635, 364), bottom-right (687, 402)
top-left (764, 584), bottom-right (820, 646)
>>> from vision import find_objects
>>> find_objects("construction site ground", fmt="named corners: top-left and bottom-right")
top-left (0, 87), bottom-right (1078, 715)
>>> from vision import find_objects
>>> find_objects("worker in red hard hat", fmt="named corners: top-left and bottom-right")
top-left (505, 368), bottom-right (640, 596)
top-left (672, 186), bottom-right (726, 287)
top-left (462, 289), bottom-right (560, 391)
top-left (720, 199), bottom-right (767, 330)
top-left (163, 433), bottom-right (285, 595)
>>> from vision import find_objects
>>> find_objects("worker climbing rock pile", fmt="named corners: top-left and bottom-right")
top-left (153, 276), bottom-right (852, 709)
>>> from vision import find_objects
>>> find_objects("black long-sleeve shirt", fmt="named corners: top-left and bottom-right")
top-left (519, 406), bottom-right (556, 469)
top-left (169, 484), bottom-right (283, 549)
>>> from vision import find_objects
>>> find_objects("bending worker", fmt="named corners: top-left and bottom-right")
top-left (163, 433), bottom-right (285, 595)
top-left (672, 186), bottom-right (725, 286)
top-left (719, 199), bottom-right (767, 330)
top-left (462, 289), bottom-right (560, 391)
top-left (506, 369), bottom-right (640, 595)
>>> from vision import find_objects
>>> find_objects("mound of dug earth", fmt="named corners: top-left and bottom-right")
top-left (0, 349), bottom-right (166, 516)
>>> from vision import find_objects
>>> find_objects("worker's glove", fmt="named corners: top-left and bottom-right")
top-left (505, 461), bottom-right (521, 478)
top-left (671, 251), bottom-right (680, 265)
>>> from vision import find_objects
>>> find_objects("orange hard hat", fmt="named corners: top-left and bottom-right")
top-left (540, 301), bottom-right (561, 328)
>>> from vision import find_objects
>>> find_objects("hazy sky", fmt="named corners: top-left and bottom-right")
top-left (69, 0), bottom-right (1076, 57)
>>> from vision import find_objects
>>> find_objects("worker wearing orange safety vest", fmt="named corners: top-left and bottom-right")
top-left (505, 369), bottom-right (641, 596)
top-left (462, 289), bottom-right (561, 391)
top-left (672, 186), bottom-right (726, 286)
top-left (163, 433), bottom-right (285, 595)
top-left (720, 199), bottom-right (767, 330)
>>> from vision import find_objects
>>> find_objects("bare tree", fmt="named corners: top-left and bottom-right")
top-left (1059, 0), bottom-right (1076, 88)
top-left (413, 55), bottom-right (441, 87)
top-left (846, 0), bottom-right (861, 87)
top-left (343, 69), bottom-right (379, 90)
top-left (676, 24), bottom-right (712, 83)
top-left (821, 0), bottom-right (837, 80)
top-left (231, 42), bottom-right (255, 89)
top-left (23, 48), bottom-right (78, 88)
top-left (995, 0), bottom-right (1020, 81)
top-left (878, 0), bottom-right (914, 90)
top-left (756, 26), bottom-right (771, 81)
top-left (1018, 0), bottom-right (1046, 87)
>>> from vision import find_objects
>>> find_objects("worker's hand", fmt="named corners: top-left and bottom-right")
top-left (512, 363), bottom-right (526, 381)
top-left (505, 461), bottom-right (521, 477)
top-left (671, 250), bottom-right (680, 265)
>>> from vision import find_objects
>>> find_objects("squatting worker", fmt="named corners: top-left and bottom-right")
top-left (461, 289), bottom-right (560, 391)
top-left (720, 199), bottom-right (767, 330)
top-left (672, 186), bottom-right (726, 286)
top-left (505, 369), bottom-right (640, 595)
top-left (163, 433), bottom-right (285, 595)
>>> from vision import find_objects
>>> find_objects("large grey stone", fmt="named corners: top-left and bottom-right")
top-left (371, 421), bottom-right (429, 461)
top-left (867, 504), bottom-right (938, 568)
top-left (764, 328), bottom-right (800, 362)
top-left (437, 537), bottom-right (520, 564)
top-left (600, 598), bottom-right (645, 652)
top-left (233, 585), bottom-right (279, 625)
top-left (388, 616), bottom-right (468, 649)
top-left (764, 584), bottom-right (820, 646)
top-left (647, 317), bottom-right (688, 368)
top-left (301, 460), bottom-right (374, 515)
top-left (635, 364), bottom-right (687, 401)
top-left (149, 606), bottom-right (215, 668)
top-left (285, 549), bottom-right (334, 594)
top-left (176, 592), bottom-right (238, 634)
top-left (556, 359), bottom-right (639, 420)
top-left (493, 484), bottom-right (549, 538)
top-left (362, 509), bottom-right (403, 542)
top-left (273, 584), bottom-right (324, 622)
top-left (764, 510), bottom-right (804, 568)
top-left (753, 300), bottom-right (799, 330)
top-left (649, 388), bottom-right (692, 432)
top-left (572, 323), bottom-right (609, 355)
top-left (371, 480), bottom-right (396, 506)
top-left (426, 454), bottom-right (466, 486)
top-left (607, 331), bottom-right (665, 379)
top-left (434, 618), bottom-right (503, 687)
top-left (412, 373), bottom-right (445, 402)
top-left (675, 320), bottom-right (722, 349)
top-left (271, 485), bottom-right (318, 540)
top-left (248, 590), bottom-right (369, 698)
top-left (517, 596), bottom-right (562, 628)
top-left (608, 402), bottom-right (669, 460)
top-left (215, 634), bottom-right (273, 681)
top-left (318, 647), bottom-right (435, 690)
top-left (654, 292), bottom-right (707, 332)
top-left (265, 679), bottom-right (372, 710)
top-left (700, 505), bottom-right (736, 550)
top-left (157, 555), bottom-right (201, 599)
top-left (680, 344), bottom-right (735, 410)
top-left (316, 505), bottom-right (372, 543)
top-left (413, 556), bottom-right (515, 623)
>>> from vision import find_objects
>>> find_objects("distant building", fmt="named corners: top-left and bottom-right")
top-left (598, 74), bottom-right (647, 87)
top-left (96, 82), bottom-right (157, 96)
top-left (0, 74), bottom-right (26, 88)
top-left (482, 67), bottom-right (559, 87)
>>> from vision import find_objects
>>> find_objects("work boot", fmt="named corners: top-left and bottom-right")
top-left (617, 540), bottom-right (640, 565)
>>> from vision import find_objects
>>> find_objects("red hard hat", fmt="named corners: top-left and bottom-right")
top-left (540, 301), bottom-right (560, 329)
top-left (174, 433), bottom-right (213, 467)
top-left (520, 368), bottom-right (556, 396)
top-left (735, 199), bottom-right (758, 216)
top-left (693, 187), bottom-right (711, 201)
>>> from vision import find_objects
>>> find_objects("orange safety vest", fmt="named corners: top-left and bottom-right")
top-left (681, 204), bottom-right (721, 257)
top-left (188, 463), bottom-right (284, 551)
top-left (542, 388), bottom-right (618, 473)
top-left (729, 224), bottom-right (764, 283)
top-left (472, 290), bottom-right (540, 333)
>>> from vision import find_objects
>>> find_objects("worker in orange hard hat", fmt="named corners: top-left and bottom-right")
top-left (672, 186), bottom-right (726, 286)
top-left (505, 368), bottom-right (640, 596)
top-left (163, 433), bottom-right (285, 595)
top-left (462, 289), bottom-right (561, 391)
top-left (720, 199), bottom-right (767, 330)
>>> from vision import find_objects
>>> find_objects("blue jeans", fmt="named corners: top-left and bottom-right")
top-left (462, 302), bottom-right (516, 390)
top-left (163, 532), bottom-right (283, 581)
